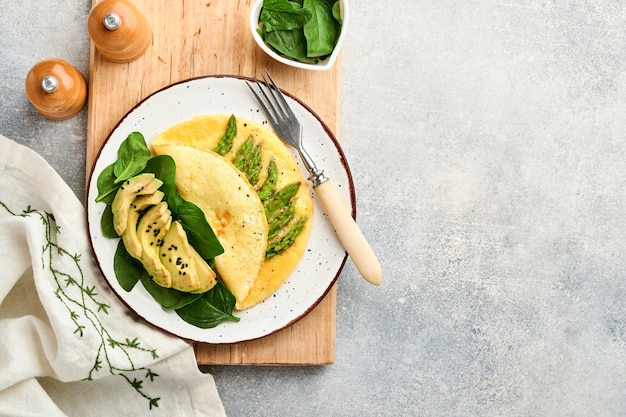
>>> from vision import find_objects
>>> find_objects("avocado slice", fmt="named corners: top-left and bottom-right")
top-left (190, 249), bottom-right (218, 294)
top-left (160, 221), bottom-right (217, 293)
top-left (137, 202), bottom-right (172, 288)
top-left (160, 221), bottom-right (199, 292)
top-left (121, 190), bottom-right (165, 260)
top-left (112, 173), bottom-right (163, 235)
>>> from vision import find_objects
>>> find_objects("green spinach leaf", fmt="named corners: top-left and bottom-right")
top-left (176, 201), bottom-right (225, 260)
top-left (144, 154), bottom-right (178, 208)
top-left (331, 0), bottom-right (341, 23)
top-left (113, 132), bottom-right (151, 183)
top-left (138, 273), bottom-right (203, 310)
top-left (113, 239), bottom-right (144, 292)
top-left (95, 163), bottom-right (118, 203)
top-left (303, 0), bottom-right (339, 57)
top-left (100, 204), bottom-right (118, 238)
top-left (176, 280), bottom-right (240, 328)
top-left (260, 0), bottom-right (311, 32)
top-left (261, 28), bottom-right (319, 63)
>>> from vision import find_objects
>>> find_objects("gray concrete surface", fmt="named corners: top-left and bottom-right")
top-left (3, 0), bottom-right (626, 416)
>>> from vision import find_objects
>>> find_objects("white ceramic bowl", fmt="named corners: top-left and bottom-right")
top-left (249, 0), bottom-right (348, 71)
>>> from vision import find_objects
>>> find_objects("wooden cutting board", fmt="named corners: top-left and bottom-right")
top-left (86, 0), bottom-right (341, 365)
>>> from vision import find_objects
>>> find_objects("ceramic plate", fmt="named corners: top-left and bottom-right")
top-left (86, 75), bottom-right (353, 344)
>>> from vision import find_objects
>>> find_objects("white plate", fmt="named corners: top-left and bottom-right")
top-left (86, 75), bottom-right (353, 344)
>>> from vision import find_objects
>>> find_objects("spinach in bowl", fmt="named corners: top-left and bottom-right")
top-left (257, 0), bottom-right (343, 64)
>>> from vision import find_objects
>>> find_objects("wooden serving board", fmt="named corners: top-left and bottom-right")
top-left (86, 0), bottom-right (340, 365)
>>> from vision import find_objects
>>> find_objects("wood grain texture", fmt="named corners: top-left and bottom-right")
top-left (86, 0), bottom-right (340, 365)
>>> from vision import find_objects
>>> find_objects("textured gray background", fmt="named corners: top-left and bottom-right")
top-left (3, 0), bottom-right (626, 416)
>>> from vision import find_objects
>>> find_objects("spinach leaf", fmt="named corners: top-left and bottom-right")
top-left (113, 240), bottom-right (144, 292)
top-left (113, 132), bottom-right (151, 183)
top-left (95, 163), bottom-right (118, 203)
top-left (260, 0), bottom-right (311, 32)
top-left (261, 28), bottom-right (319, 63)
top-left (138, 273), bottom-right (203, 310)
top-left (144, 154), bottom-right (178, 208)
top-left (176, 200), bottom-right (225, 260)
top-left (176, 280), bottom-right (240, 328)
top-left (100, 204), bottom-right (118, 238)
top-left (303, 0), bottom-right (339, 57)
top-left (332, 0), bottom-right (341, 23)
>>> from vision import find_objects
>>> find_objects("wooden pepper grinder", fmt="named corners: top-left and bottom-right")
top-left (88, 0), bottom-right (152, 63)
top-left (25, 59), bottom-right (87, 120)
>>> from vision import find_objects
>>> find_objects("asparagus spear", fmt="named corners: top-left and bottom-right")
top-left (231, 136), bottom-right (263, 186)
top-left (263, 182), bottom-right (300, 218)
top-left (212, 114), bottom-right (237, 155)
top-left (257, 159), bottom-right (278, 201)
top-left (246, 144), bottom-right (262, 185)
top-left (268, 204), bottom-right (296, 238)
top-left (231, 136), bottom-right (254, 171)
top-left (266, 217), bottom-right (307, 258)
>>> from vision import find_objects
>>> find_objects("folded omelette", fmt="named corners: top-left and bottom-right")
top-left (151, 114), bottom-right (313, 310)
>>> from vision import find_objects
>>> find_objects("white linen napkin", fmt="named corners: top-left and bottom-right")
top-left (0, 134), bottom-right (227, 417)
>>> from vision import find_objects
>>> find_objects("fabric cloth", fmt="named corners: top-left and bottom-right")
top-left (0, 134), bottom-right (226, 417)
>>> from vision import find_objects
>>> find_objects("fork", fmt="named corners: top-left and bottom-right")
top-left (247, 70), bottom-right (382, 286)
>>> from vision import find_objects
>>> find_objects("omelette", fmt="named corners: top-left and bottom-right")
top-left (151, 114), bottom-right (314, 310)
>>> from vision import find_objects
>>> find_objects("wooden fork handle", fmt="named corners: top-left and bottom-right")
top-left (314, 180), bottom-right (382, 286)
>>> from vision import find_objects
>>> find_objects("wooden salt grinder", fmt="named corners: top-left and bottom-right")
top-left (25, 59), bottom-right (87, 120)
top-left (87, 0), bottom-right (152, 63)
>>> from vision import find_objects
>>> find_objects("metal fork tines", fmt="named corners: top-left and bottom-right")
top-left (246, 70), bottom-right (327, 187)
top-left (247, 70), bottom-right (383, 286)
